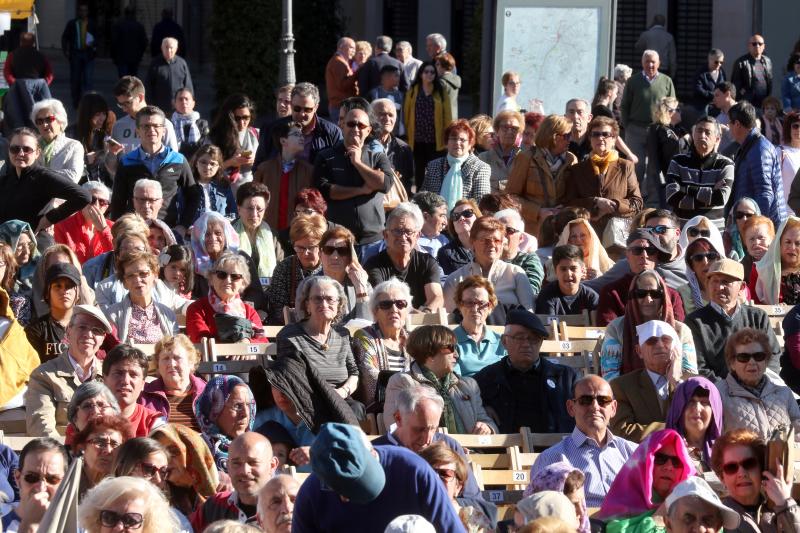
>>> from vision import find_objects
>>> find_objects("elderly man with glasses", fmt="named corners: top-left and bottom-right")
top-left (528, 374), bottom-right (637, 507)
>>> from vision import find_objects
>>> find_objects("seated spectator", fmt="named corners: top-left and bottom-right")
top-left (31, 243), bottom-right (95, 319)
top-left (366, 202), bottom-right (444, 311)
top-left (597, 429), bottom-right (695, 530)
top-left (413, 191), bottom-right (450, 257)
top-left (384, 324), bottom-right (497, 434)
top-left (513, 492), bottom-right (580, 531)
top-left (444, 216), bottom-right (534, 324)
top-left (194, 375), bottom-right (255, 473)
top-left (665, 116), bottom-right (733, 229)
top-left (479, 193), bottom-right (538, 253)
top-left (293, 423), bottom-right (463, 532)
top-left (0, 242), bottom-right (32, 326)
top-left (352, 278), bottom-right (412, 409)
top-left (72, 414), bottom-right (134, 495)
top-left (421, 119), bottom-right (490, 206)
top-left (711, 428), bottom-right (800, 532)
top-left (277, 276), bottom-right (361, 411)
top-left (596, 229), bottom-right (685, 326)
top-left (190, 432), bottom-right (278, 531)
top-left (319, 227), bottom-right (372, 322)
top-left (78, 475), bottom-right (178, 533)
top-left (665, 377), bottom-right (723, 472)
top-left (159, 244), bottom-right (194, 299)
top-left (530, 375), bottom-right (637, 507)
top-left (150, 423), bottom-right (220, 517)
top-left (664, 477), bottom-right (741, 533)
top-left (3, 439), bottom-right (65, 532)
top-left (257, 474), bottom-right (299, 533)
top-left (187, 143), bottom-right (236, 221)
top-left (478, 110), bottom-right (524, 193)
top-left (740, 214), bottom-right (775, 284)
top-left (522, 461), bottom-right (590, 533)
top-left (0, 219), bottom-right (39, 295)
top-left (610, 320), bottom-right (684, 442)
top-left (536, 244), bottom-right (599, 315)
top-left (506, 114), bottom-right (576, 237)
top-left (144, 334), bottom-right (206, 432)
top-left (189, 211), bottom-right (265, 311)
top-left (275, 188), bottom-right (336, 257)
top-left (475, 309), bottom-right (576, 435)
top-left (453, 276), bottom-right (506, 377)
top-left (716, 328), bottom-right (800, 440)
top-left (82, 212), bottom-right (148, 289)
top-left (419, 442), bottom-right (494, 531)
top-left (25, 304), bottom-right (109, 437)
top-left (266, 213), bottom-right (325, 324)
top-left (437, 199), bottom-right (480, 276)
top-left (105, 250), bottom-right (179, 343)
top-left (53, 181), bottom-right (114, 264)
top-left (469, 114), bottom-right (494, 154)
top-left (64, 381), bottom-right (120, 447)
top-left (256, 421), bottom-right (295, 469)
top-left (676, 221), bottom-right (726, 315)
top-left (550, 218), bottom-right (614, 281)
top-left (723, 197), bottom-right (760, 261)
top-left (185, 252), bottom-right (267, 343)
top-left (495, 209), bottom-right (544, 293)
top-left (103, 345), bottom-right (167, 438)
top-left (31, 98), bottom-right (84, 183)
top-left (685, 259), bottom-right (781, 380)
top-left (111, 437), bottom-right (193, 532)
top-left (751, 217), bottom-right (800, 304)
top-left (600, 269), bottom-right (696, 380)
top-left (25, 263), bottom-right (80, 361)
top-left (232, 181), bottom-right (283, 289)
top-left (557, 116), bottom-right (643, 239)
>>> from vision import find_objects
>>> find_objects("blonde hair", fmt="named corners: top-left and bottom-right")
top-left (78, 476), bottom-right (178, 533)
top-left (535, 114), bottom-right (572, 151)
top-left (653, 96), bottom-right (679, 125)
top-left (154, 333), bottom-right (201, 372)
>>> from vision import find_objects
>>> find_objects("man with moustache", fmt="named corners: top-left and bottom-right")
top-left (257, 475), bottom-right (299, 533)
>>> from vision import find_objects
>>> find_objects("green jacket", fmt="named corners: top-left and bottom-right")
top-left (620, 72), bottom-right (675, 128)
top-left (507, 251), bottom-right (544, 294)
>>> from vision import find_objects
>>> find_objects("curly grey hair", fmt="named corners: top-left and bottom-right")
top-left (369, 277), bottom-right (412, 316)
top-left (295, 275), bottom-right (347, 322)
top-left (67, 381), bottom-right (121, 425)
top-left (82, 180), bottom-right (111, 199)
top-left (31, 98), bottom-right (69, 129)
top-left (213, 252), bottom-right (251, 291)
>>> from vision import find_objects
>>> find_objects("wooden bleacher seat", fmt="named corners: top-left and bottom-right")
top-left (287, 465), bottom-right (311, 483)
top-left (406, 308), bottom-right (449, 329)
top-left (0, 408), bottom-right (27, 435)
top-left (262, 325), bottom-right (284, 339)
top-left (196, 338), bottom-right (277, 377)
top-left (539, 339), bottom-right (600, 375)
top-left (444, 430), bottom-right (533, 453)
top-left (558, 324), bottom-right (606, 341)
top-left (0, 431), bottom-right (65, 451)
top-left (537, 310), bottom-right (592, 328)
top-left (471, 462), bottom-right (529, 490)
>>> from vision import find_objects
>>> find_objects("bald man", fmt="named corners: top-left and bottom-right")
top-left (529, 375), bottom-right (637, 507)
top-left (325, 37), bottom-right (358, 123)
top-left (190, 432), bottom-right (279, 531)
top-left (257, 475), bottom-right (299, 533)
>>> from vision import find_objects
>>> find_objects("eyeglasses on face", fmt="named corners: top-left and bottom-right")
top-left (137, 122), bottom-right (164, 131)
top-left (687, 227), bottom-right (711, 238)
top-left (292, 105), bottom-right (315, 113)
top-left (9, 145), bottom-right (35, 155)
top-left (99, 510), bottom-right (144, 529)
top-left (133, 196), bottom-right (162, 204)
top-left (389, 228), bottom-right (417, 238)
top-left (72, 324), bottom-right (106, 336)
top-left (35, 115), bottom-right (57, 126)
top-left (91, 196), bottom-right (110, 207)
top-left (377, 299), bottom-right (409, 311)
top-left (23, 472), bottom-right (63, 485)
top-left (734, 351), bottom-right (768, 363)
top-left (644, 335), bottom-right (672, 346)
top-left (90, 436), bottom-right (121, 449)
top-left (346, 120), bottom-right (370, 131)
top-left (460, 299), bottom-right (491, 310)
top-left (590, 130), bottom-right (613, 139)
top-left (214, 270), bottom-right (243, 282)
top-left (653, 452), bottom-right (683, 468)
top-left (451, 209), bottom-right (475, 220)
top-left (631, 288), bottom-right (664, 300)
top-left (233, 114), bottom-right (251, 122)
top-left (734, 211), bottom-right (755, 220)
top-left (124, 270), bottom-right (152, 281)
top-left (293, 244), bottom-right (319, 254)
top-left (750, 41), bottom-right (765, 46)
top-left (310, 295), bottom-right (339, 305)
top-left (138, 462), bottom-right (170, 479)
top-left (645, 224), bottom-right (674, 235)
top-left (627, 246), bottom-right (658, 257)
top-left (573, 394), bottom-right (613, 407)
top-left (721, 456), bottom-right (760, 475)
top-left (690, 251), bottom-right (720, 263)
top-left (321, 245), bottom-right (351, 257)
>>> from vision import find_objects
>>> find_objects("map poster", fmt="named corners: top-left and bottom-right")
top-left (492, 0), bottom-right (617, 116)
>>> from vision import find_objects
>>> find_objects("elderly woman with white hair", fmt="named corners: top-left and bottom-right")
top-left (78, 476), bottom-right (180, 533)
top-left (53, 180), bottom-right (114, 264)
top-left (495, 208), bottom-right (544, 293)
top-left (31, 98), bottom-right (84, 183)
top-left (352, 278), bottom-right (412, 408)
top-left (276, 276), bottom-right (361, 408)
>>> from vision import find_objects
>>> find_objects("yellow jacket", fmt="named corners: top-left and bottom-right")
top-left (0, 287), bottom-right (40, 405)
top-left (404, 84), bottom-right (453, 152)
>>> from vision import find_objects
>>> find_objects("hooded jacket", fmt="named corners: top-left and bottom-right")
top-left (0, 288), bottom-right (39, 406)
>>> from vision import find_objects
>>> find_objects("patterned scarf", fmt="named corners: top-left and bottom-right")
top-left (40, 137), bottom-right (57, 166)
top-left (589, 149), bottom-right (619, 176)
top-left (419, 365), bottom-right (465, 433)
top-left (544, 148), bottom-right (566, 174)
top-left (440, 153), bottom-right (469, 211)
top-left (208, 286), bottom-right (246, 318)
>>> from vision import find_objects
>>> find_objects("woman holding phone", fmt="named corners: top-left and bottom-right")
top-left (208, 93), bottom-right (259, 188)
top-left (318, 226), bottom-right (373, 323)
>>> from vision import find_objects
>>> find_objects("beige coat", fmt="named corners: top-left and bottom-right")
top-left (24, 352), bottom-right (102, 438)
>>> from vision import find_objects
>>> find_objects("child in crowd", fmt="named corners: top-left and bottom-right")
top-left (189, 144), bottom-right (237, 221)
top-left (535, 244), bottom-right (599, 315)
top-left (741, 215), bottom-right (775, 283)
top-left (159, 244), bottom-right (194, 300)
top-left (171, 87), bottom-right (208, 159)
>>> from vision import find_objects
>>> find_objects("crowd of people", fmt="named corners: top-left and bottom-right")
top-left (1, 6), bottom-right (800, 532)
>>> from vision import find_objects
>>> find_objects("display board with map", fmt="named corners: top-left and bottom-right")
top-left (493, 0), bottom-right (616, 115)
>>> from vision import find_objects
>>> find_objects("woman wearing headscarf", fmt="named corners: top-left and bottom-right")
top-left (675, 216), bottom-right (727, 315)
top-left (522, 461), bottom-right (590, 533)
top-left (193, 375), bottom-right (256, 473)
top-left (724, 197), bottom-right (760, 261)
top-left (0, 219), bottom-right (39, 295)
top-left (189, 210), bottom-right (265, 312)
top-left (751, 216), bottom-right (800, 304)
top-left (665, 377), bottom-right (723, 472)
top-left (547, 218), bottom-right (614, 281)
top-left (599, 269), bottom-right (697, 380)
top-left (597, 429), bottom-right (696, 533)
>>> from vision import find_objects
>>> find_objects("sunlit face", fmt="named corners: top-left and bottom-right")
top-left (104, 360), bottom-right (145, 409)
top-left (16, 450), bottom-right (66, 504)
top-left (504, 75), bottom-right (521, 97)
top-left (338, 38), bottom-right (355, 60)
top-left (708, 54), bottom-right (724, 71)
top-left (196, 154), bottom-right (221, 182)
top-left (394, 399), bottom-right (441, 453)
top-left (216, 385), bottom-right (252, 438)
top-left (320, 237), bottom-right (351, 277)
top-left (424, 345), bottom-right (458, 378)
top-left (780, 226), bottom-right (800, 269)
top-left (433, 460), bottom-right (463, 500)
top-left (556, 258), bottom-right (585, 294)
top-left (566, 101), bottom-right (590, 133)
top-left (708, 274), bottom-right (743, 310)
top-left (731, 341), bottom-right (768, 387)
top-left (90, 111), bottom-right (107, 130)
top-left (48, 277), bottom-right (78, 313)
top-left (133, 186), bottom-right (163, 221)
top-left (652, 442), bottom-right (683, 500)
top-left (163, 260), bottom-right (188, 294)
top-left (304, 284), bottom-right (340, 322)
top-left (733, 201), bottom-right (757, 235)
top-left (123, 259), bottom-right (155, 302)
top-left (626, 238), bottom-right (658, 274)
top-left (458, 286), bottom-right (493, 326)
top-left (502, 324), bottom-right (544, 370)
top-left (692, 122), bottom-right (719, 157)
top-left (589, 125), bottom-right (615, 156)
top-left (229, 441), bottom-right (278, 506)
top-left (791, 120), bottom-right (800, 145)
top-left (497, 118), bottom-right (520, 149)
top-left (174, 90), bottom-right (195, 115)
top-left (132, 451), bottom-right (170, 491)
top-left (82, 429), bottom-right (123, 479)
top-left (447, 129), bottom-right (472, 158)
top-left (423, 205), bottom-right (448, 237)
top-left (291, 95), bottom-right (317, 128)
top-left (385, 215), bottom-right (419, 255)
top-left (343, 109), bottom-right (371, 148)
top-left (372, 103), bottom-right (396, 135)
top-left (682, 391), bottom-right (713, 439)
top-left (293, 236), bottom-right (321, 270)
top-left (98, 496), bottom-right (146, 533)
top-left (210, 261), bottom-right (245, 301)
top-left (720, 444), bottom-right (762, 506)
top-left (15, 232), bottom-right (33, 265)
top-left (394, 44), bottom-right (408, 63)
top-left (639, 334), bottom-right (673, 375)
top-left (258, 477), bottom-right (298, 533)
top-left (521, 125), bottom-right (536, 149)
top-left (568, 223), bottom-right (591, 256)
top-left (634, 274), bottom-right (663, 320)
top-left (136, 116), bottom-right (165, 149)
top-left (65, 314), bottom-right (106, 360)
top-left (744, 224), bottom-right (772, 261)
top-left (161, 39), bottom-right (178, 61)
top-left (147, 226), bottom-right (167, 254)
top-left (204, 221), bottom-right (226, 258)
top-left (451, 204), bottom-right (477, 237)
top-left (374, 287), bottom-right (409, 332)
top-left (476, 128), bottom-right (496, 151)
top-left (239, 196), bottom-right (267, 231)
top-left (157, 344), bottom-right (193, 392)
top-left (35, 109), bottom-right (62, 142)
top-left (643, 53), bottom-right (660, 77)
top-left (232, 106), bottom-right (252, 133)
top-left (748, 35), bottom-right (765, 59)
top-left (276, 90), bottom-right (292, 118)
top-left (472, 229), bottom-right (503, 265)
top-left (566, 377), bottom-right (617, 435)
top-left (354, 48), bottom-right (369, 65)
top-left (74, 394), bottom-right (115, 431)
top-left (686, 240), bottom-right (718, 287)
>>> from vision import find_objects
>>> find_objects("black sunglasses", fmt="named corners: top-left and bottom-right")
top-left (214, 270), bottom-right (244, 282)
top-left (722, 457), bottom-right (760, 475)
top-left (734, 351), bottom-right (768, 363)
top-left (631, 288), bottom-right (664, 300)
top-left (574, 395), bottom-right (613, 407)
top-left (628, 245), bottom-right (658, 257)
top-left (734, 211), bottom-right (755, 220)
top-left (23, 472), bottom-right (62, 485)
top-left (321, 245), bottom-right (351, 257)
top-left (690, 252), bottom-right (720, 263)
top-left (451, 209), bottom-right (475, 220)
top-left (653, 452), bottom-right (683, 469)
top-left (687, 227), bottom-right (711, 238)
top-left (99, 510), bottom-right (144, 529)
top-left (376, 299), bottom-right (409, 310)
top-left (9, 145), bottom-right (35, 155)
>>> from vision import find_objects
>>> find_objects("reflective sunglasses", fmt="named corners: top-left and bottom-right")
top-left (35, 115), bottom-right (57, 126)
top-left (23, 472), bottom-right (63, 485)
top-left (139, 462), bottom-right (170, 479)
top-left (631, 288), bottom-right (664, 300)
top-left (690, 251), bottom-right (720, 263)
top-left (321, 245), bottom-right (351, 257)
top-left (9, 145), bottom-right (35, 155)
top-left (376, 299), bottom-right (409, 310)
top-left (722, 457), bottom-right (760, 475)
top-left (653, 452), bottom-right (683, 468)
top-left (233, 114), bottom-right (251, 122)
top-left (99, 510), bottom-right (144, 529)
top-left (628, 246), bottom-right (658, 257)
top-left (574, 395), bottom-right (614, 407)
top-left (452, 209), bottom-right (475, 220)
top-left (214, 270), bottom-right (244, 282)
top-left (461, 299), bottom-right (491, 310)
top-left (687, 227), bottom-right (711, 238)
top-left (734, 351), bottom-right (768, 363)
top-left (645, 224), bottom-right (674, 235)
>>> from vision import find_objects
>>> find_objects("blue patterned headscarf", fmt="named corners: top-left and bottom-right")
top-left (725, 197), bottom-right (760, 261)
top-left (193, 375), bottom-right (255, 473)
top-left (190, 211), bottom-right (240, 277)
top-left (0, 219), bottom-right (40, 288)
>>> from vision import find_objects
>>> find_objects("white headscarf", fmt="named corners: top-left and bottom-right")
top-left (755, 216), bottom-right (800, 304)
top-left (554, 219), bottom-right (614, 275)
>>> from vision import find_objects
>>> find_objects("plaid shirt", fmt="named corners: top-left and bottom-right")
top-left (421, 154), bottom-right (491, 201)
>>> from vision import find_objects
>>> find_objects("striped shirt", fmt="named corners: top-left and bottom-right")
top-left (276, 322), bottom-right (358, 387)
top-left (529, 427), bottom-right (638, 507)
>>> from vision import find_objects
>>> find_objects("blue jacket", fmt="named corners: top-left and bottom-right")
top-left (782, 73), bottom-right (800, 111)
top-left (731, 129), bottom-right (786, 228)
top-left (186, 180), bottom-right (237, 223)
top-left (253, 115), bottom-right (342, 170)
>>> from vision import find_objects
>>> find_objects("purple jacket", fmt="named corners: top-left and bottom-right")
top-left (143, 374), bottom-right (207, 421)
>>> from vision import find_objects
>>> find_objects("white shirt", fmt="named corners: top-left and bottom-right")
top-left (67, 352), bottom-right (98, 383)
top-left (111, 114), bottom-right (179, 154)
top-left (646, 368), bottom-right (669, 400)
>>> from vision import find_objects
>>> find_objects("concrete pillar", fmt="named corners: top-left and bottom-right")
top-left (712, 0), bottom-right (753, 69)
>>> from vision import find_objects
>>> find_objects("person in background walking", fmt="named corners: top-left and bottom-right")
top-left (111, 6), bottom-right (148, 79)
top-left (61, 3), bottom-right (96, 109)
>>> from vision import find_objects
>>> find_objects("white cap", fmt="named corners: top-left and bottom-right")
top-left (665, 477), bottom-right (740, 529)
top-left (636, 319), bottom-right (680, 348)
top-left (383, 515), bottom-right (436, 533)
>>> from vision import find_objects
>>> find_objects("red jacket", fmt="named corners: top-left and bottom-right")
top-left (53, 211), bottom-right (113, 264)
top-left (185, 296), bottom-right (268, 343)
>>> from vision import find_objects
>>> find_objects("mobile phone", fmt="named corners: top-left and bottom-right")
top-left (241, 150), bottom-right (252, 158)
top-left (105, 136), bottom-right (123, 148)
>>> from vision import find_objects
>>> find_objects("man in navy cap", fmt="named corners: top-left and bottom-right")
top-left (474, 309), bottom-right (577, 434)
top-left (292, 423), bottom-right (465, 532)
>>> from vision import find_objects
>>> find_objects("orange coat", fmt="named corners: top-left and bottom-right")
top-left (325, 53), bottom-right (357, 107)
